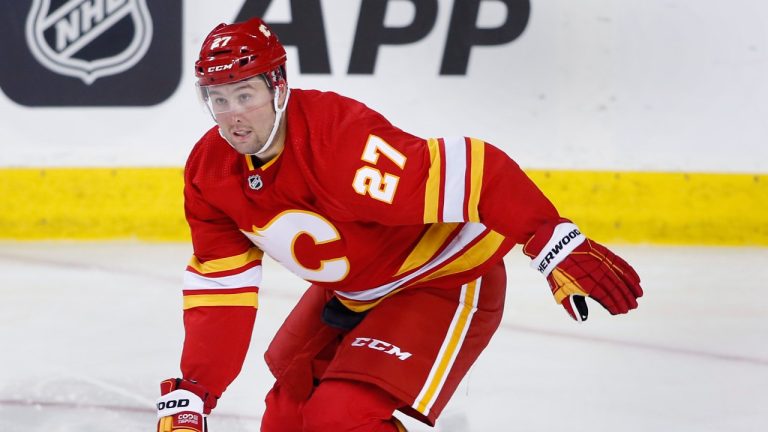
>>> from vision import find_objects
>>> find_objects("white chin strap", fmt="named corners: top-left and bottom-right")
top-left (218, 85), bottom-right (290, 157)
top-left (254, 86), bottom-right (290, 156)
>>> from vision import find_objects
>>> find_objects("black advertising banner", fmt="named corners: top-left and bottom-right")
top-left (0, 0), bottom-right (182, 106)
top-left (235, 0), bottom-right (529, 75)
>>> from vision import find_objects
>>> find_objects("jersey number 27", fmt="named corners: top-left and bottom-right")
top-left (352, 135), bottom-right (406, 204)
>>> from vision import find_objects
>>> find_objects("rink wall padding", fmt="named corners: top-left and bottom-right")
top-left (1, 168), bottom-right (766, 245)
top-left (1, 168), bottom-right (186, 241)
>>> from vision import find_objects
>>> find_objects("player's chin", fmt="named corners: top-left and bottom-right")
top-left (229, 137), bottom-right (261, 155)
top-left (235, 144), bottom-right (259, 155)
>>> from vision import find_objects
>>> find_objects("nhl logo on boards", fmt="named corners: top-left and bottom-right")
top-left (0, 0), bottom-right (180, 106)
top-left (248, 175), bottom-right (263, 190)
top-left (25, 0), bottom-right (153, 85)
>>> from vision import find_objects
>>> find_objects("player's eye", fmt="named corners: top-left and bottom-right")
top-left (214, 97), bottom-right (228, 106)
top-left (238, 93), bottom-right (252, 103)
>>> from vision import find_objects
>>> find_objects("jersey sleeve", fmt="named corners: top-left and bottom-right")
top-left (426, 137), bottom-right (561, 243)
top-left (178, 156), bottom-right (262, 401)
top-left (314, 104), bottom-right (559, 244)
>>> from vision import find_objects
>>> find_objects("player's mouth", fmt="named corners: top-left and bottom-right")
top-left (231, 129), bottom-right (252, 141)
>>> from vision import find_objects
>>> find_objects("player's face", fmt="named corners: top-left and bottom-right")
top-left (205, 78), bottom-right (280, 155)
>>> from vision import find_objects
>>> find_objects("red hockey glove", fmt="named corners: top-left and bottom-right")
top-left (523, 219), bottom-right (643, 321)
top-left (156, 378), bottom-right (216, 432)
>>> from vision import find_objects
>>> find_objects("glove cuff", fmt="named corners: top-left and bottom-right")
top-left (156, 389), bottom-right (204, 419)
top-left (159, 378), bottom-right (218, 414)
top-left (525, 221), bottom-right (585, 277)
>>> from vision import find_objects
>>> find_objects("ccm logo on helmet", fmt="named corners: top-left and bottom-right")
top-left (157, 398), bottom-right (190, 410)
top-left (207, 64), bottom-right (233, 73)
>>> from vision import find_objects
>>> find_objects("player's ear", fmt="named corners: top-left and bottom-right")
top-left (277, 79), bottom-right (288, 105)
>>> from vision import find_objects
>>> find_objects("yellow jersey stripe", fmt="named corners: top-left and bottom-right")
top-left (261, 147), bottom-right (284, 170)
top-left (414, 279), bottom-right (479, 414)
top-left (337, 287), bottom-right (406, 312)
top-left (424, 138), bottom-right (442, 223)
top-left (395, 223), bottom-right (459, 276)
top-left (183, 292), bottom-right (259, 310)
top-left (187, 247), bottom-right (263, 274)
top-left (467, 138), bottom-right (485, 222)
top-left (335, 223), bottom-right (487, 304)
top-left (411, 230), bottom-right (505, 286)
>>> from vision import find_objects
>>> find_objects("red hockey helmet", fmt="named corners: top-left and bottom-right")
top-left (195, 17), bottom-right (286, 88)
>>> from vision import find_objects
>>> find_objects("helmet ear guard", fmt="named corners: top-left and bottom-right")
top-left (262, 65), bottom-right (287, 90)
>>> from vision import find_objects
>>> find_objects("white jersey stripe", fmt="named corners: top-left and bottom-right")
top-left (412, 277), bottom-right (482, 415)
top-left (183, 265), bottom-right (262, 290)
top-left (441, 137), bottom-right (468, 222)
top-left (335, 223), bottom-right (487, 301)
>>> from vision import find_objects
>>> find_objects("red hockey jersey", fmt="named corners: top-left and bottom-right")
top-left (179, 89), bottom-right (558, 398)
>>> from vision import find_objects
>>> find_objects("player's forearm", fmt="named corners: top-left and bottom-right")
top-left (478, 144), bottom-right (560, 243)
top-left (180, 306), bottom-right (257, 399)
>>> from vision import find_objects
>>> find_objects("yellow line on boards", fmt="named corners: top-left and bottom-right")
top-left (0, 168), bottom-right (766, 245)
top-left (0, 168), bottom-right (186, 241)
top-left (526, 170), bottom-right (768, 246)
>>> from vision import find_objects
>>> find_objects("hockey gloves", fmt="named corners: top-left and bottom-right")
top-left (156, 378), bottom-right (216, 432)
top-left (524, 219), bottom-right (643, 321)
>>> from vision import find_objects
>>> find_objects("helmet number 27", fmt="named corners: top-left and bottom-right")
top-left (352, 135), bottom-right (407, 204)
top-left (210, 36), bottom-right (232, 49)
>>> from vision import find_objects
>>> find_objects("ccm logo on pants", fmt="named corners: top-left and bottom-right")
top-left (351, 337), bottom-right (412, 360)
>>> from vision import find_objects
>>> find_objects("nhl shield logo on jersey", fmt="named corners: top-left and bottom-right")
top-left (25, 0), bottom-right (153, 85)
top-left (248, 175), bottom-right (263, 190)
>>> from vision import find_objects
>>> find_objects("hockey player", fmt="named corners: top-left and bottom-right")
top-left (156, 17), bottom-right (643, 432)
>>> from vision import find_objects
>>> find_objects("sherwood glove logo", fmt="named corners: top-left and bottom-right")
top-left (536, 228), bottom-right (582, 273)
top-left (530, 223), bottom-right (587, 276)
top-left (0, 0), bottom-right (181, 106)
top-left (157, 398), bottom-right (190, 410)
top-left (26, 0), bottom-right (153, 85)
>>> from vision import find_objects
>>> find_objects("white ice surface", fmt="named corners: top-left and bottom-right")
top-left (0, 243), bottom-right (766, 431)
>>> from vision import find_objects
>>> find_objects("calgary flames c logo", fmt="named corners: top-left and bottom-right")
top-left (25, 0), bottom-right (153, 85)
top-left (242, 210), bottom-right (350, 283)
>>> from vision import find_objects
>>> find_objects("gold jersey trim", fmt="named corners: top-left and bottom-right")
top-left (187, 247), bottom-right (263, 274)
top-left (183, 292), bottom-right (259, 310)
